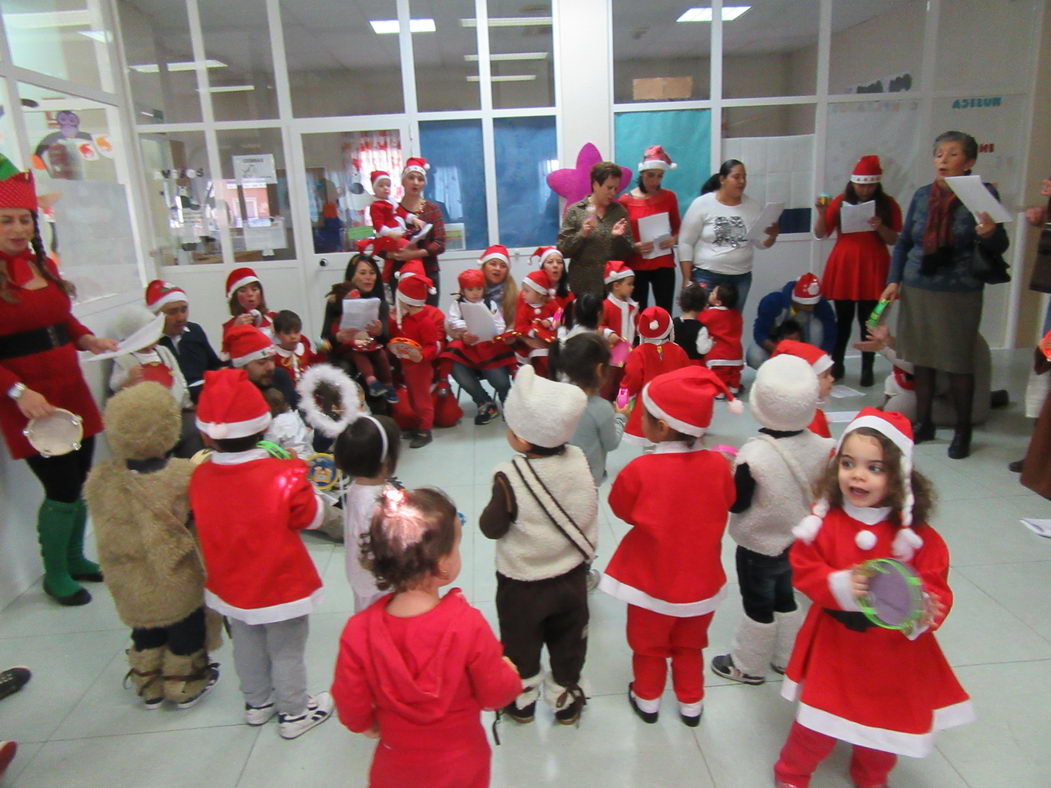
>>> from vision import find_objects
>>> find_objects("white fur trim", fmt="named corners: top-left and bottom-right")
top-left (892, 527), bottom-right (924, 561)
top-left (196, 411), bottom-right (272, 440)
top-left (378, 225), bottom-right (401, 238)
top-left (603, 268), bottom-right (635, 284)
top-left (513, 673), bottom-right (543, 710)
top-left (296, 364), bottom-right (365, 438)
top-left (148, 290), bottom-right (188, 313)
top-left (855, 529), bottom-right (877, 550)
top-left (631, 688), bottom-right (661, 711)
top-left (837, 414), bottom-right (912, 457)
top-left (396, 290), bottom-right (427, 307)
top-left (638, 160), bottom-right (674, 172)
top-left (678, 700), bottom-right (702, 717)
top-left (640, 385), bottom-right (705, 437)
top-left (599, 573), bottom-right (725, 617)
top-left (695, 326), bottom-right (714, 355)
top-left (532, 248), bottom-right (560, 266)
top-left (781, 676), bottom-right (801, 702)
top-left (727, 398), bottom-right (744, 415)
top-left (793, 514), bottom-right (824, 544)
top-left (843, 503), bottom-right (894, 525)
top-left (811, 354), bottom-right (833, 375)
top-left (483, 251), bottom-right (511, 266)
top-left (230, 346), bottom-right (273, 368)
top-left (522, 276), bottom-right (549, 295)
top-left (828, 570), bottom-right (862, 612)
top-left (730, 617), bottom-right (777, 677)
top-left (205, 587), bottom-right (324, 626)
top-left (304, 492), bottom-right (325, 530)
top-left (226, 274), bottom-right (260, 300)
top-left (850, 173), bottom-right (881, 184)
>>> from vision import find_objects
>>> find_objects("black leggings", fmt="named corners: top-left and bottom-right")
top-left (131, 606), bottom-right (207, 656)
top-left (631, 267), bottom-right (676, 313)
top-left (832, 299), bottom-right (878, 367)
top-left (24, 435), bottom-right (95, 503)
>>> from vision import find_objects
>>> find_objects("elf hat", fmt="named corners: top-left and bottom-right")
top-left (480, 244), bottom-right (510, 266)
top-left (793, 406), bottom-right (923, 560)
top-left (603, 259), bottom-right (634, 285)
top-left (457, 268), bottom-right (485, 291)
top-left (522, 268), bottom-right (555, 297)
top-left (792, 273), bottom-right (822, 305)
top-left (0, 160), bottom-right (38, 211)
top-left (750, 354), bottom-right (819, 432)
top-left (531, 246), bottom-right (562, 267)
top-left (403, 157), bottom-right (430, 178)
top-left (504, 364), bottom-right (587, 448)
top-left (370, 170), bottom-right (391, 187)
top-left (641, 366), bottom-right (744, 437)
top-left (850, 155), bottom-right (882, 185)
top-left (225, 267), bottom-right (261, 300)
top-left (145, 280), bottom-right (189, 313)
top-left (638, 306), bottom-right (672, 342)
top-left (638, 144), bottom-right (677, 172)
top-left (773, 338), bottom-right (833, 376)
top-left (225, 324), bottom-right (274, 368)
top-left (195, 368), bottom-right (271, 440)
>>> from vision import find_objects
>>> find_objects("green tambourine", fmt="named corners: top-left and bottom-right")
top-left (256, 440), bottom-right (291, 460)
top-left (856, 558), bottom-right (924, 634)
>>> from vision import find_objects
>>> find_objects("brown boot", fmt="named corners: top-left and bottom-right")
top-left (162, 649), bottom-right (219, 710)
top-left (124, 647), bottom-right (165, 708)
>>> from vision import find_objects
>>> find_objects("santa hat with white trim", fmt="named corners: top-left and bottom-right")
top-left (370, 170), bottom-right (391, 187)
top-left (504, 364), bottom-right (587, 448)
top-left (641, 366), bottom-right (744, 438)
top-left (793, 406), bottom-right (923, 560)
top-left (395, 269), bottom-right (435, 327)
top-left (225, 267), bottom-right (261, 301)
top-left (603, 259), bottom-right (634, 285)
top-left (531, 246), bottom-right (561, 267)
top-left (145, 280), bottom-right (188, 313)
top-left (195, 368), bottom-right (272, 440)
top-left (480, 244), bottom-right (510, 267)
top-left (225, 324), bottom-right (274, 368)
top-left (638, 306), bottom-right (672, 343)
top-left (522, 269), bottom-right (555, 297)
top-left (773, 338), bottom-right (833, 376)
top-left (791, 273), bottom-right (822, 305)
top-left (638, 144), bottom-right (677, 172)
top-left (850, 155), bottom-right (882, 185)
top-left (403, 157), bottom-right (430, 178)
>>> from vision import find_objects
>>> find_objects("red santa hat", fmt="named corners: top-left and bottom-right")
top-left (397, 260), bottom-right (427, 282)
top-left (794, 406), bottom-right (923, 560)
top-left (354, 238), bottom-right (379, 259)
top-left (370, 170), bottom-right (391, 187)
top-left (773, 338), bottom-right (833, 376)
top-left (145, 280), bottom-right (189, 313)
top-left (638, 144), bottom-right (677, 173)
top-left (641, 366), bottom-right (743, 438)
top-left (638, 306), bottom-right (672, 342)
top-left (396, 272), bottom-right (435, 307)
top-left (791, 273), bottom-right (822, 305)
top-left (480, 244), bottom-right (510, 266)
top-left (850, 155), bottom-right (883, 185)
top-left (504, 365), bottom-right (587, 448)
top-left (457, 268), bottom-right (485, 291)
top-left (195, 368), bottom-right (271, 440)
top-left (0, 170), bottom-right (38, 211)
top-left (522, 269), bottom-right (555, 297)
top-left (225, 324), bottom-right (274, 368)
top-left (225, 267), bottom-right (261, 300)
top-left (603, 259), bottom-right (634, 285)
top-left (403, 157), bottom-right (430, 178)
top-left (531, 246), bottom-right (562, 267)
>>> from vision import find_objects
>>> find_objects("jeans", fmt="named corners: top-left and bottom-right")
top-left (450, 363), bottom-right (511, 406)
top-left (689, 268), bottom-right (753, 312)
top-left (735, 545), bottom-right (796, 624)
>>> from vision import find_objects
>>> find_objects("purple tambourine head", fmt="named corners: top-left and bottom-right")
top-left (858, 558), bottom-right (924, 631)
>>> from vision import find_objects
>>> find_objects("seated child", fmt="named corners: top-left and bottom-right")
top-left (332, 487), bottom-right (520, 788)
top-left (699, 282), bottom-right (744, 394)
top-left (480, 366), bottom-right (597, 725)
top-left (621, 306), bottom-right (690, 445)
top-left (772, 339), bottom-right (835, 438)
top-left (564, 333), bottom-right (627, 486)
top-left (511, 269), bottom-right (559, 377)
top-left (263, 388), bottom-right (314, 458)
top-left (672, 283), bottom-right (713, 365)
top-left (272, 309), bottom-right (320, 384)
top-left (389, 271), bottom-right (444, 449)
top-left (599, 260), bottom-right (638, 399)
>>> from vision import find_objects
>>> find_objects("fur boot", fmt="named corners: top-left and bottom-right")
top-left (162, 649), bottom-right (218, 709)
top-left (125, 646), bottom-right (165, 707)
top-left (730, 617), bottom-right (778, 679)
top-left (772, 608), bottom-right (805, 673)
top-left (543, 674), bottom-right (587, 724)
top-left (511, 672), bottom-right (542, 713)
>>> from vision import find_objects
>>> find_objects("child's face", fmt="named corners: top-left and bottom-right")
top-left (436, 519), bottom-right (463, 587)
top-left (611, 276), bottom-right (635, 300)
top-left (462, 286), bottom-right (484, 303)
top-left (236, 283), bottom-right (262, 312)
top-left (838, 433), bottom-right (889, 509)
top-left (522, 287), bottom-right (547, 306)
top-left (276, 329), bottom-right (300, 350)
top-left (817, 369), bottom-right (834, 400)
top-left (374, 180), bottom-right (391, 200)
top-left (403, 303), bottom-right (423, 316)
top-left (708, 286), bottom-right (722, 306)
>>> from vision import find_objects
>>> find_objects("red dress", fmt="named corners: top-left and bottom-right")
top-left (621, 341), bottom-right (691, 443)
top-left (618, 189), bottom-right (681, 272)
top-left (820, 194), bottom-right (902, 301)
top-left (783, 506), bottom-right (974, 757)
top-left (0, 254), bottom-right (102, 460)
top-left (331, 589), bottom-right (521, 788)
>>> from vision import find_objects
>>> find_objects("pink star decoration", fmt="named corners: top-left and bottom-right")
top-left (546, 143), bottom-right (632, 215)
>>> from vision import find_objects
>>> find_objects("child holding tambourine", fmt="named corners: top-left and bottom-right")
top-left (774, 407), bottom-right (973, 788)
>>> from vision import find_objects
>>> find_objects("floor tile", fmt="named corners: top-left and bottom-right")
top-left (956, 561), bottom-right (1051, 643)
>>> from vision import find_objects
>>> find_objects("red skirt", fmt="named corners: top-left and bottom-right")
top-left (821, 233), bottom-right (891, 301)
top-left (439, 339), bottom-right (515, 370)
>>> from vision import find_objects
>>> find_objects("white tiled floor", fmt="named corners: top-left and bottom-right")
top-left (2, 351), bottom-right (1050, 787)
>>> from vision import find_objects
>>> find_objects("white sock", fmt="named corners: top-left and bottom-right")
top-left (679, 700), bottom-right (703, 718)
top-left (631, 688), bottom-right (661, 713)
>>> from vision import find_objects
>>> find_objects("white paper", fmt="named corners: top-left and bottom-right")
top-left (82, 313), bottom-right (165, 362)
top-left (748, 202), bottom-right (785, 242)
top-left (339, 298), bottom-right (381, 331)
top-left (232, 154), bottom-right (277, 184)
top-left (943, 175), bottom-right (1013, 224)
top-left (825, 410), bottom-right (861, 423)
top-left (840, 200), bottom-right (876, 234)
top-left (637, 212), bottom-right (672, 260)
top-left (1021, 518), bottom-right (1051, 539)
top-left (460, 301), bottom-right (498, 341)
top-left (830, 384), bottom-right (864, 399)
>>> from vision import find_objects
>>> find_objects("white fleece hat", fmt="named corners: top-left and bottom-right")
top-left (749, 354), bottom-right (819, 432)
top-left (504, 365), bottom-right (587, 448)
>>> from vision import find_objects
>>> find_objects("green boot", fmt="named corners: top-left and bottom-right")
top-left (68, 499), bottom-right (103, 582)
top-left (37, 499), bottom-right (91, 606)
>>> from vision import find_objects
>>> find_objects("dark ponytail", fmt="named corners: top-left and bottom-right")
top-left (701, 159), bottom-right (745, 196)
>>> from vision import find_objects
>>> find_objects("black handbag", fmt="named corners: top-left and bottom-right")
top-left (972, 241), bottom-right (1011, 285)
top-left (1030, 196), bottom-right (1051, 293)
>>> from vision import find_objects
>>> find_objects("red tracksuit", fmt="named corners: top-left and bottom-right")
top-left (390, 306), bottom-right (443, 431)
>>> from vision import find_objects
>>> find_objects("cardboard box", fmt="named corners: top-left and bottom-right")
top-left (633, 76), bottom-right (694, 101)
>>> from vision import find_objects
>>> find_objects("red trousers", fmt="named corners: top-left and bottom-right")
top-left (348, 348), bottom-right (393, 385)
top-left (775, 722), bottom-right (897, 788)
top-left (626, 605), bottom-right (713, 704)
top-left (401, 361), bottom-right (435, 430)
top-left (709, 363), bottom-right (742, 392)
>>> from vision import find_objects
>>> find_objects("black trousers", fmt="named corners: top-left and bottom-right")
top-left (832, 299), bottom-right (878, 368)
top-left (735, 546), bottom-right (797, 624)
top-left (24, 435), bottom-right (95, 503)
top-left (131, 606), bottom-right (206, 656)
top-left (631, 267), bottom-right (677, 313)
top-left (495, 563), bottom-right (588, 687)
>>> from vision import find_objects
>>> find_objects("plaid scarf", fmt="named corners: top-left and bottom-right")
top-left (920, 181), bottom-right (959, 274)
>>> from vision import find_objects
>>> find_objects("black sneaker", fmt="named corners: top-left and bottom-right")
top-left (409, 430), bottom-right (432, 449)
top-left (501, 700), bottom-right (535, 723)
top-left (0, 667), bottom-right (31, 702)
top-left (474, 402), bottom-right (498, 426)
top-left (627, 684), bottom-right (658, 724)
top-left (554, 685), bottom-right (586, 725)
top-left (711, 654), bottom-right (764, 685)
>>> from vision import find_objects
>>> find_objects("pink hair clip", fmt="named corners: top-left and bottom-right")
top-left (381, 487), bottom-right (427, 549)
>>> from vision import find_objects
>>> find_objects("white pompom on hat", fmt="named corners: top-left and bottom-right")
top-left (749, 354), bottom-right (820, 432)
top-left (504, 365), bottom-right (587, 448)
top-left (637, 305), bottom-right (672, 342)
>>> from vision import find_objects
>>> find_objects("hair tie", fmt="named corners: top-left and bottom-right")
top-left (381, 486), bottom-right (427, 549)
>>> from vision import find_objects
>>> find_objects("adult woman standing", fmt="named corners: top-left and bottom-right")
top-left (479, 244), bottom-right (518, 327)
top-left (814, 155), bottom-right (902, 385)
top-left (618, 145), bottom-right (681, 312)
top-left (0, 165), bottom-right (117, 605)
top-left (557, 161), bottom-right (634, 299)
top-left (882, 131), bottom-right (1008, 459)
top-left (390, 157), bottom-right (446, 306)
top-left (678, 159), bottom-right (779, 312)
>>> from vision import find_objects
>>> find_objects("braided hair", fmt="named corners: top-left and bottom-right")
top-left (0, 210), bottom-right (73, 303)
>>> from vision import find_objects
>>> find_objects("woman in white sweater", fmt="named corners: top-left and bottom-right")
top-left (677, 159), bottom-right (779, 311)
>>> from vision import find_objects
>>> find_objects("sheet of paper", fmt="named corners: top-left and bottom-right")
top-left (830, 384), bottom-right (864, 399)
top-left (943, 175), bottom-right (1013, 224)
top-left (839, 200), bottom-right (876, 234)
top-left (1021, 518), bottom-right (1051, 539)
top-left (748, 202), bottom-right (785, 242)
top-left (825, 410), bottom-right (860, 423)
top-left (637, 212), bottom-right (672, 260)
top-left (460, 301), bottom-right (498, 341)
top-left (339, 298), bottom-right (381, 332)
top-left (82, 313), bottom-right (165, 362)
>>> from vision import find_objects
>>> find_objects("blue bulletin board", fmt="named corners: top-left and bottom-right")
top-left (613, 109), bottom-right (711, 206)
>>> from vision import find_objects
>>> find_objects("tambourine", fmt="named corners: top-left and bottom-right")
top-left (306, 452), bottom-right (344, 492)
top-left (256, 440), bottom-right (291, 460)
top-left (856, 558), bottom-right (924, 633)
top-left (388, 336), bottom-right (422, 360)
top-left (24, 408), bottom-right (83, 457)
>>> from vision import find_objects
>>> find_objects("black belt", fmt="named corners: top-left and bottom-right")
top-left (0, 323), bottom-right (71, 360)
top-left (823, 608), bottom-right (873, 632)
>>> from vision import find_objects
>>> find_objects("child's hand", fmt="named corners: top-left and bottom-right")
top-left (540, 319), bottom-right (553, 330)
top-left (362, 721), bottom-right (381, 739)
top-left (918, 592), bottom-right (944, 630)
top-left (607, 333), bottom-right (622, 347)
top-left (124, 365), bottom-right (146, 387)
top-left (613, 400), bottom-right (631, 417)
top-left (850, 564), bottom-right (870, 599)
top-left (502, 656), bottom-right (519, 674)
top-left (463, 331), bottom-right (480, 344)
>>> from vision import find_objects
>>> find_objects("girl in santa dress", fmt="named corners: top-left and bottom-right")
top-left (331, 487), bottom-right (521, 788)
top-left (774, 407), bottom-right (973, 788)
top-left (620, 306), bottom-right (690, 446)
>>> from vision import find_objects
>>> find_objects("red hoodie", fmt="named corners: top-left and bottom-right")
top-left (332, 589), bottom-right (520, 788)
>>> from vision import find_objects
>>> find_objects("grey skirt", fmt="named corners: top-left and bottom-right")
top-left (897, 285), bottom-right (983, 374)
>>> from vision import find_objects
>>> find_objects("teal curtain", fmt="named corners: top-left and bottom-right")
top-left (613, 109), bottom-right (711, 207)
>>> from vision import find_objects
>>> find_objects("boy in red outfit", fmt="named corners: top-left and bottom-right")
top-left (600, 366), bottom-right (742, 726)
top-left (621, 306), bottom-right (690, 445)
top-left (271, 309), bottom-right (319, 384)
top-left (699, 281), bottom-right (744, 394)
top-left (390, 271), bottom-right (444, 448)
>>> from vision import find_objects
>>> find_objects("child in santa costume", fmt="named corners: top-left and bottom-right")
top-left (222, 267), bottom-right (275, 344)
top-left (599, 366), bottom-right (740, 727)
top-left (480, 365), bottom-right (597, 726)
top-left (698, 281), bottom-right (744, 393)
top-left (332, 487), bottom-right (520, 788)
top-left (599, 260), bottom-right (638, 398)
top-left (772, 339), bottom-right (835, 438)
top-left (709, 355), bottom-right (833, 686)
top-left (189, 369), bottom-right (333, 740)
top-left (621, 306), bottom-right (690, 445)
top-left (441, 268), bottom-right (514, 425)
top-left (511, 269), bottom-right (559, 377)
top-left (271, 309), bottom-right (320, 384)
top-left (389, 270), bottom-right (444, 448)
top-left (773, 407), bottom-right (973, 788)
top-left (368, 170), bottom-right (432, 261)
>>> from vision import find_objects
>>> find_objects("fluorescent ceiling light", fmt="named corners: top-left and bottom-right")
top-left (369, 18), bottom-right (435, 34)
top-left (130, 59), bottom-right (227, 73)
top-left (677, 6), bottom-right (751, 22)
top-left (466, 75), bottom-right (537, 83)
top-left (461, 17), bottom-right (552, 28)
top-left (77, 30), bottom-right (111, 43)
top-left (464, 52), bottom-right (548, 62)
top-left (207, 85), bottom-right (255, 93)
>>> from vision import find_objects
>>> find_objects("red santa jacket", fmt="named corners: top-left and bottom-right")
top-left (512, 295), bottom-right (558, 360)
top-left (783, 505), bottom-right (973, 757)
top-left (621, 341), bottom-right (691, 442)
top-left (190, 449), bottom-right (324, 624)
top-left (600, 443), bottom-right (734, 615)
top-left (601, 295), bottom-right (639, 349)
top-left (389, 305), bottom-right (444, 366)
top-left (272, 336), bottom-right (319, 384)
top-left (369, 198), bottom-right (404, 236)
top-left (809, 408), bottom-right (831, 438)
top-left (698, 306), bottom-right (743, 367)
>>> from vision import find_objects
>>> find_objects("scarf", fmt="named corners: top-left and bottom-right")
top-left (1, 250), bottom-right (37, 288)
top-left (920, 181), bottom-right (959, 275)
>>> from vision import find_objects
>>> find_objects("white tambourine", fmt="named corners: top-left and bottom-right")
top-left (24, 408), bottom-right (83, 457)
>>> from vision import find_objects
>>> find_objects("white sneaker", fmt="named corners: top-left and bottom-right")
top-left (278, 691), bottom-right (333, 739)
top-left (244, 695), bottom-right (276, 726)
